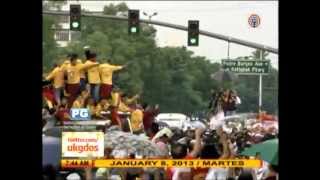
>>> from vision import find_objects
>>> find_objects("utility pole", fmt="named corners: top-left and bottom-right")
top-left (259, 50), bottom-right (263, 112)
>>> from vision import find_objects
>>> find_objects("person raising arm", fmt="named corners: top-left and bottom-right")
top-left (99, 61), bottom-right (126, 99)
top-left (45, 63), bottom-right (65, 106)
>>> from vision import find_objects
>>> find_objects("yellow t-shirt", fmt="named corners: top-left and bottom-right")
top-left (72, 99), bottom-right (83, 108)
top-left (77, 59), bottom-right (86, 79)
top-left (118, 101), bottom-right (131, 112)
top-left (60, 60), bottom-right (70, 72)
top-left (125, 95), bottom-right (139, 106)
top-left (130, 109), bottom-right (144, 132)
top-left (65, 62), bottom-right (99, 84)
top-left (87, 105), bottom-right (97, 116)
top-left (65, 64), bottom-right (82, 84)
top-left (111, 92), bottom-right (120, 107)
top-left (46, 67), bottom-right (64, 88)
top-left (85, 60), bottom-right (101, 84)
top-left (99, 63), bottom-right (123, 85)
top-left (95, 102), bottom-right (110, 117)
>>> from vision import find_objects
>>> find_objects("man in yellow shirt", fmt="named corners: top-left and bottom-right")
top-left (110, 88), bottom-right (123, 129)
top-left (95, 99), bottom-right (110, 119)
top-left (77, 59), bottom-right (86, 92)
top-left (60, 54), bottom-right (71, 72)
top-left (46, 63), bottom-right (65, 105)
top-left (65, 54), bottom-right (99, 108)
top-left (72, 89), bottom-right (90, 109)
top-left (130, 105), bottom-right (144, 134)
top-left (84, 52), bottom-right (101, 103)
top-left (99, 62), bottom-right (126, 99)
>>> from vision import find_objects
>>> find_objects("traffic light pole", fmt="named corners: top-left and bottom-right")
top-left (259, 50), bottom-right (263, 112)
top-left (43, 10), bottom-right (278, 54)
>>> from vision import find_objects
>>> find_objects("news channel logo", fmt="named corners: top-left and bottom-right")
top-left (248, 14), bottom-right (261, 28)
top-left (70, 108), bottom-right (91, 120)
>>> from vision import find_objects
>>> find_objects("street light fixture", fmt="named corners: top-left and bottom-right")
top-left (142, 11), bottom-right (158, 21)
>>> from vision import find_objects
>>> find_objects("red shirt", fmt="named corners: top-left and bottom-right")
top-left (143, 108), bottom-right (160, 130)
top-left (55, 108), bottom-right (70, 122)
top-left (43, 86), bottom-right (56, 104)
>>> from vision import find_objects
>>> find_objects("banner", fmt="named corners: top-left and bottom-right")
top-left (61, 159), bottom-right (261, 168)
top-left (61, 132), bottom-right (104, 158)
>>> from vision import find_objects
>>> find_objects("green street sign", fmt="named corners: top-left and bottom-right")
top-left (222, 59), bottom-right (270, 75)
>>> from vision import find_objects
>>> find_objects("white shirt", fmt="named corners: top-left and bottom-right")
top-left (172, 168), bottom-right (191, 180)
top-left (205, 168), bottom-right (229, 180)
top-left (209, 110), bottom-right (225, 130)
top-left (255, 161), bottom-right (269, 180)
top-left (236, 96), bottom-right (241, 104)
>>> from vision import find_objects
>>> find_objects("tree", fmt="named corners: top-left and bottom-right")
top-left (43, 15), bottom-right (58, 73)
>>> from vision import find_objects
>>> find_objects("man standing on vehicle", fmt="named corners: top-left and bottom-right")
top-left (65, 54), bottom-right (99, 108)
top-left (84, 52), bottom-right (101, 103)
top-left (45, 62), bottom-right (65, 106)
top-left (99, 60), bottom-right (126, 99)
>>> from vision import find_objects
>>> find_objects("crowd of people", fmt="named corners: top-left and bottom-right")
top-left (43, 49), bottom-right (160, 134)
top-left (42, 49), bottom-right (278, 180)
top-left (75, 124), bottom-right (278, 180)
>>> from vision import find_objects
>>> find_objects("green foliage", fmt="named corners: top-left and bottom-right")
top-left (42, 3), bottom-right (278, 114)
top-left (43, 15), bottom-right (58, 72)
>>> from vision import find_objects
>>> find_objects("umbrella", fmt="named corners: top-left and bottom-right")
top-left (104, 129), bottom-right (163, 158)
top-left (43, 127), bottom-right (63, 137)
top-left (43, 136), bottom-right (61, 167)
top-left (241, 138), bottom-right (278, 165)
top-left (211, 70), bottom-right (238, 82)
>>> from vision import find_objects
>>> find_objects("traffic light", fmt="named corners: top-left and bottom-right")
top-left (128, 10), bottom-right (140, 34)
top-left (188, 20), bottom-right (199, 46)
top-left (70, 4), bottom-right (81, 31)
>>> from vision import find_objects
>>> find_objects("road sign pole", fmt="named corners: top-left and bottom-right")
top-left (259, 50), bottom-right (263, 112)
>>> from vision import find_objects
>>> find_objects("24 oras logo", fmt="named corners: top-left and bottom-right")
top-left (248, 14), bottom-right (261, 28)
top-left (70, 108), bottom-right (91, 120)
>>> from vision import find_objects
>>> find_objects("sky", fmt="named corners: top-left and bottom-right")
top-left (60, 1), bottom-right (278, 69)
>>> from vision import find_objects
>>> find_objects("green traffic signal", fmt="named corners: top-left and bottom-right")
top-left (128, 10), bottom-right (140, 35)
top-left (190, 38), bottom-right (197, 44)
top-left (188, 20), bottom-right (199, 46)
top-left (70, 4), bottom-right (81, 31)
top-left (72, 22), bottom-right (80, 28)
top-left (130, 27), bottom-right (137, 33)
